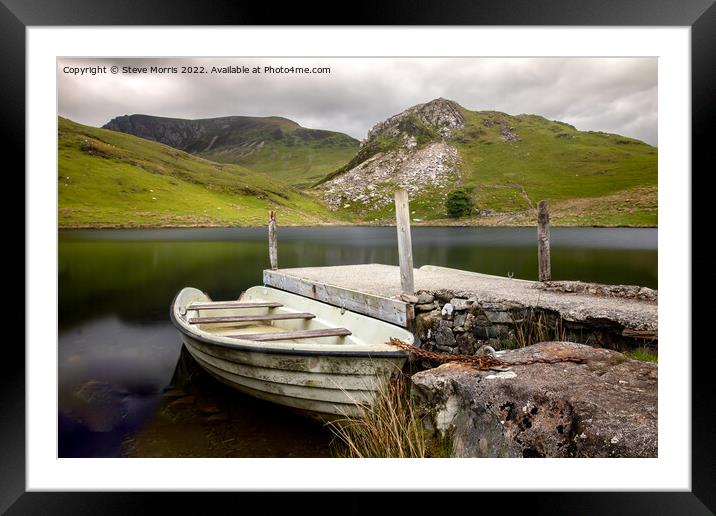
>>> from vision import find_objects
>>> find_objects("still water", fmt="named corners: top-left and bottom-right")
top-left (58, 226), bottom-right (657, 457)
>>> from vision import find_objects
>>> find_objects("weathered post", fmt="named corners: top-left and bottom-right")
top-left (268, 210), bottom-right (278, 271)
top-left (394, 189), bottom-right (415, 295)
top-left (537, 200), bottom-right (551, 282)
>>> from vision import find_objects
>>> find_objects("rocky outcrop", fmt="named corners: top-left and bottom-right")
top-left (411, 342), bottom-right (657, 458)
top-left (103, 114), bottom-right (213, 152)
top-left (366, 97), bottom-right (465, 141)
top-left (322, 142), bottom-right (459, 211)
top-left (319, 98), bottom-right (465, 212)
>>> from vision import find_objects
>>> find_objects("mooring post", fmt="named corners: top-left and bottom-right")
top-left (537, 200), bottom-right (551, 282)
top-left (268, 210), bottom-right (278, 271)
top-left (394, 189), bottom-right (415, 295)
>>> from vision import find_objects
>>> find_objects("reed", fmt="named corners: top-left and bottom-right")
top-left (326, 373), bottom-right (430, 458)
top-left (511, 308), bottom-right (566, 349)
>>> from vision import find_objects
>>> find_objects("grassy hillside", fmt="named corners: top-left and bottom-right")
top-left (319, 104), bottom-right (657, 226)
top-left (452, 110), bottom-right (657, 226)
top-left (103, 114), bottom-right (359, 189)
top-left (58, 117), bottom-right (348, 227)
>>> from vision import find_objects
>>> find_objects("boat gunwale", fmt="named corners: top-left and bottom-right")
top-left (170, 290), bottom-right (410, 359)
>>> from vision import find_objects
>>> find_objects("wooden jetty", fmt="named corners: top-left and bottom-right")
top-left (262, 190), bottom-right (657, 341)
top-left (263, 264), bottom-right (658, 334)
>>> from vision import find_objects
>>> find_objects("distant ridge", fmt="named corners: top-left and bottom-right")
top-left (103, 114), bottom-right (359, 188)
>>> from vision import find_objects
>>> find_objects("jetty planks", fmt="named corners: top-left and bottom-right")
top-left (263, 268), bottom-right (413, 327)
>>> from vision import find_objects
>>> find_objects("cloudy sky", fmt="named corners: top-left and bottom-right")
top-left (58, 57), bottom-right (657, 145)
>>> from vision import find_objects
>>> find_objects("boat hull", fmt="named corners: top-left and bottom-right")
top-left (171, 286), bottom-right (412, 418)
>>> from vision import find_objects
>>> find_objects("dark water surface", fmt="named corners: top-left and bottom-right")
top-left (58, 226), bottom-right (657, 457)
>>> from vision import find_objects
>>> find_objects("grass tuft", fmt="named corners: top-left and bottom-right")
top-left (626, 346), bottom-right (658, 363)
top-left (326, 373), bottom-right (433, 458)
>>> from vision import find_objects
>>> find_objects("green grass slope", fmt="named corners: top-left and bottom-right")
top-left (58, 117), bottom-right (348, 227)
top-left (451, 110), bottom-right (657, 226)
top-left (103, 114), bottom-right (359, 189)
top-left (318, 103), bottom-right (657, 227)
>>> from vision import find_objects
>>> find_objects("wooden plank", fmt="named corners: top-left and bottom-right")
top-left (188, 301), bottom-right (283, 310)
top-left (268, 210), bottom-right (278, 271)
top-left (263, 269), bottom-right (410, 327)
top-left (189, 312), bottom-right (315, 324)
top-left (228, 328), bottom-right (352, 341)
top-left (394, 189), bottom-right (415, 295)
top-left (537, 200), bottom-right (551, 282)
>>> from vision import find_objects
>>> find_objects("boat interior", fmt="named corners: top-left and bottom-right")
top-left (174, 286), bottom-right (413, 348)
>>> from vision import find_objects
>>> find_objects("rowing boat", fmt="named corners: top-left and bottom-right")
top-left (170, 286), bottom-right (412, 418)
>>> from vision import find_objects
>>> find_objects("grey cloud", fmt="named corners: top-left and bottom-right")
top-left (58, 57), bottom-right (657, 145)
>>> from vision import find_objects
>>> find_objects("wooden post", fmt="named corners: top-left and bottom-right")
top-left (394, 189), bottom-right (415, 295)
top-left (537, 200), bottom-right (551, 282)
top-left (268, 210), bottom-right (278, 271)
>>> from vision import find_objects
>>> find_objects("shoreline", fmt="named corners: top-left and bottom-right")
top-left (58, 222), bottom-right (658, 230)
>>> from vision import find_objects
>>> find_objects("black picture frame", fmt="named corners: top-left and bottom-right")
top-left (5, 0), bottom-right (713, 513)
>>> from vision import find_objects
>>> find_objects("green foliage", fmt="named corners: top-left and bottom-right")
top-left (445, 189), bottom-right (474, 218)
top-left (626, 346), bottom-right (658, 363)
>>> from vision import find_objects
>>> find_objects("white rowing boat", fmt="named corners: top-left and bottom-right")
top-left (170, 286), bottom-right (412, 418)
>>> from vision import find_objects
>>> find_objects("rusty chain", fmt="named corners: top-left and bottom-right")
top-left (387, 337), bottom-right (585, 371)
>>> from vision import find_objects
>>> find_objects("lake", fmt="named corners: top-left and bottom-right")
top-left (58, 226), bottom-right (657, 457)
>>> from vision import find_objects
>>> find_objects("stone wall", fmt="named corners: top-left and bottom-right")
top-left (411, 289), bottom-right (656, 355)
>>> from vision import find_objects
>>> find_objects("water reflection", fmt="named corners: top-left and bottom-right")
top-left (58, 226), bottom-right (657, 457)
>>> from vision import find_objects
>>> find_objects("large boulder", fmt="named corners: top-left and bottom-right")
top-left (411, 342), bottom-right (657, 458)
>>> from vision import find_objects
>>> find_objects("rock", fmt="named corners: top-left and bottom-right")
top-left (415, 311), bottom-right (440, 338)
top-left (207, 412), bottom-right (229, 422)
top-left (456, 333), bottom-right (477, 355)
top-left (416, 303), bottom-right (437, 311)
top-left (196, 399), bottom-right (222, 414)
top-left (475, 345), bottom-right (497, 357)
top-left (161, 387), bottom-right (186, 398)
top-left (434, 320), bottom-right (457, 348)
top-left (417, 292), bottom-right (435, 304)
top-left (537, 281), bottom-right (657, 303)
top-left (441, 303), bottom-right (454, 317)
top-left (474, 326), bottom-right (504, 339)
top-left (450, 298), bottom-right (474, 311)
top-left (463, 313), bottom-right (476, 332)
top-left (318, 99), bottom-right (466, 212)
top-left (454, 312), bottom-right (468, 329)
top-left (64, 380), bottom-right (129, 433)
top-left (484, 310), bottom-right (514, 324)
top-left (168, 395), bottom-right (196, 408)
top-left (400, 294), bottom-right (420, 304)
top-left (411, 342), bottom-right (657, 458)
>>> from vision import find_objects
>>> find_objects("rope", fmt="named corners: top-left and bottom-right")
top-left (387, 337), bottom-right (585, 371)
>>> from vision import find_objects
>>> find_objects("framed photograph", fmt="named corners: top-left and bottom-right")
top-left (7, 0), bottom-right (713, 513)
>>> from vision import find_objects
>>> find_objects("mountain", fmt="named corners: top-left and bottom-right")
top-left (58, 117), bottom-right (347, 227)
top-left (316, 98), bottom-right (657, 226)
top-left (102, 114), bottom-right (359, 189)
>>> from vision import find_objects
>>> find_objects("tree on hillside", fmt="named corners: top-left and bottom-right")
top-left (445, 189), bottom-right (474, 218)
